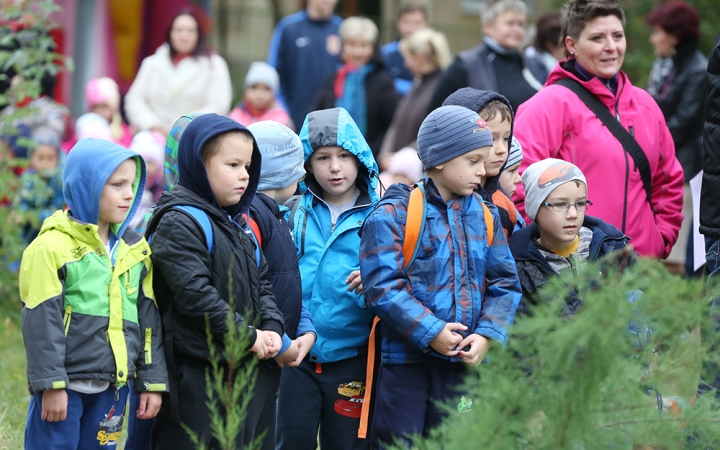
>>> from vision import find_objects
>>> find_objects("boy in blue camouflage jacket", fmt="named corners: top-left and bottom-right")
top-left (359, 105), bottom-right (521, 448)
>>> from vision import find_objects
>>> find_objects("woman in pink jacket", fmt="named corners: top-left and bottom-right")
top-left (513, 0), bottom-right (683, 258)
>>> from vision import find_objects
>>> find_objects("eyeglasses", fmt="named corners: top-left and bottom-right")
top-left (541, 200), bottom-right (593, 213)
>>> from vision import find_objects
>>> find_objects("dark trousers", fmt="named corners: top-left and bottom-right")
top-left (25, 385), bottom-right (129, 450)
top-left (244, 362), bottom-right (282, 450)
top-left (152, 360), bottom-right (272, 450)
top-left (370, 358), bottom-right (470, 450)
top-left (276, 353), bottom-right (370, 450)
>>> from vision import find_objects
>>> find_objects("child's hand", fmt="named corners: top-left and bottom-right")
top-left (285, 333), bottom-right (316, 367)
top-left (136, 392), bottom-right (163, 419)
top-left (458, 334), bottom-right (491, 367)
top-left (430, 322), bottom-right (467, 356)
top-left (41, 389), bottom-right (68, 422)
top-left (265, 330), bottom-right (283, 358)
top-left (274, 341), bottom-right (300, 367)
top-left (250, 329), bottom-right (269, 359)
top-left (346, 270), bottom-right (364, 294)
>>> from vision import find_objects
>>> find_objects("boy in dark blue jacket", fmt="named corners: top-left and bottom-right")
top-left (509, 158), bottom-right (633, 317)
top-left (146, 114), bottom-right (285, 450)
top-left (360, 105), bottom-right (521, 448)
top-left (244, 120), bottom-right (317, 450)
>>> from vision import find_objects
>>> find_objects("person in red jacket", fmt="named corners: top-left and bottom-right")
top-left (513, 0), bottom-right (683, 259)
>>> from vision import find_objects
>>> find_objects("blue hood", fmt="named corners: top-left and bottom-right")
top-left (176, 113), bottom-right (261, 218)
top-left (63, 138), bottom-right (146, 240)
top-left (298, 107), bottom-right (379, 202)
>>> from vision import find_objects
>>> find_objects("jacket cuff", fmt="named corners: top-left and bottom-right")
top-left (134, 379), bottom-right (169, 393)
top-left (260, 320), bottom-right (284, 337)
top-left (276, 333), bottom-right (294, 356)
top-left (29, 376), bottom-right (69, 394)
top-left (247, 327), bottom-right (258, 350)
top-left (475, 322), bottom-right (509, 345)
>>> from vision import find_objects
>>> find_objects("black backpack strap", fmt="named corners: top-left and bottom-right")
top-left (554, 78), bottom-right (654, 214)
top-left (284, 195), bottom-right (302, 231)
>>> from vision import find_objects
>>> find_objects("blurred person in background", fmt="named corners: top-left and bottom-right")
top-left (230, 62), bottom-right (293, 130)
top-left (378, 28), bottom-right (451, 170)
top-left (381, 2), bottom-right (429, 96)
top-left (429, 0), bottom-right (547, 113)
top-left (268, 0), bottom-right (343, 130)
top-left (125, 10), bottom-right (232, 136)
top-left (646, 0), bottom-right (706, 275)
top-left (312, 17), bottom-right (400, 159)
top-left (525, 11), bottom-right (564, 76)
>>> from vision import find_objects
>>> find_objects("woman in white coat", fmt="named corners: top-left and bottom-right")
top-left (125, 10), bottom-right (232, 135)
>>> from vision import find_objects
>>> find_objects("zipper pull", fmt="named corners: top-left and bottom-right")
top-left (114, 387), bottom-right (120, 402)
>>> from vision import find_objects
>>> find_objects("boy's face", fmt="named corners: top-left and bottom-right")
top-left (430, 146), bottom-right (490, 202)
top-left (535, 181), bottom-right (587, 250)
top-left (206, 134), bottom-right (253, 207)
top-left (245, 83), bottom-right (275, 112)
top-left (307, 145), bottom-right (359, 205)
top-left (483, 10), bottom-right (526, 50)
top-left (499, 162), bottom-right (521, 197)
top-left (30, 144), bottom-right (59, 173)
top-left (483, 115), bottom-right (511, 178)
top-left (99, 158), bottom-right (137, 226)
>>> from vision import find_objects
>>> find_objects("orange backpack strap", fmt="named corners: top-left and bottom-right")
top-left (242, 213), bottom-right (263, 249)
top-left (402, 183), bottom-right (427, 270)
top-left (360, 184), bottom-right (427, 439)
top-left (358, 316), bottom-right (381, 439)
top-left (482, 202), bottom-right (494, 247)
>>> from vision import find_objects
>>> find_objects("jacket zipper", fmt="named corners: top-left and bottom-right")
top-left (63, 305), bottom-right (72, 337)
top-left (144, 328), bottom-right (152, 364)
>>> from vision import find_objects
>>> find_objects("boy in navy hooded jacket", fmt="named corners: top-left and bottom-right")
top-left (146, 114), bottom-right (285, 450)
top-left (20, 139), bottom-right (167, 450)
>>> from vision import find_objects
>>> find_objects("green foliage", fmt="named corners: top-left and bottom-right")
top-left (391, 259), bottom-right (719, 449)
top-left (0, 0), bottom-right (69, 291)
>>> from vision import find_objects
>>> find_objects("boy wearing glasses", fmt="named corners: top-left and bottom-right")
top-left (509, 158), bottom-right (632, 318)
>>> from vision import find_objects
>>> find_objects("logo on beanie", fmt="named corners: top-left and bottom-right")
top-left (472, 117), bottom-right (488, 133)
top-left (538, 161), bottom-right (583, 189)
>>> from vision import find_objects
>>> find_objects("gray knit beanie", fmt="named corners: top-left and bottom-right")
top-left (522, 158), bottom-right (587, 221)
top-left (244, 62), bottom-right (280, 95)
top-left (248, 120), bottom-right (305, 190)
top-left (417, 105), bottom-right (494, 169)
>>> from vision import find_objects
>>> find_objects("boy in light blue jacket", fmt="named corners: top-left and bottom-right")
top-left (277, 108), bottom-right (379, 450)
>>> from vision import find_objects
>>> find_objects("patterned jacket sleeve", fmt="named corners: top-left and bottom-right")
top-left (475, 208), bottom-right (522, 344)
top-left (359, 205), bottom-right (445, 351)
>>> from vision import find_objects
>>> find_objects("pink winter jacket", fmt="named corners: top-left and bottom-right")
top-left (513, 61), bottom-right (684, 258)
top-left (229, 102), bottom-right (294, 131)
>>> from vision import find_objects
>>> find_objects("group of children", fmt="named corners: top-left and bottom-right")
top-left (19, 84), bottom-right (639, 450)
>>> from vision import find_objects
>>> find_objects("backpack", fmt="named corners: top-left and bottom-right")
top-left (149, 205), bottom-right (261, 267)
top-left (358, 182), bottom-right (496, 439)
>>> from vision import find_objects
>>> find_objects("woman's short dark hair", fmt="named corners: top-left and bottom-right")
top-left (560, 0), bottom-right (626, 56)
top-left (533, 11), bottom-right (562, 52)
top-left (165, 10), bottom-right (211, 58)
top-left (646, 0), bottom-right (699, 45)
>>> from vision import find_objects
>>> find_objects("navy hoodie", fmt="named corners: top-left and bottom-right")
top-left (146, 114), bottom-right (284, 362)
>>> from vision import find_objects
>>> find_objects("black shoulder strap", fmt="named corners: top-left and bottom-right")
top-left (284, 194), bottom-right (302, 231)
top-left (554, 78), bottom-right (654, 213)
